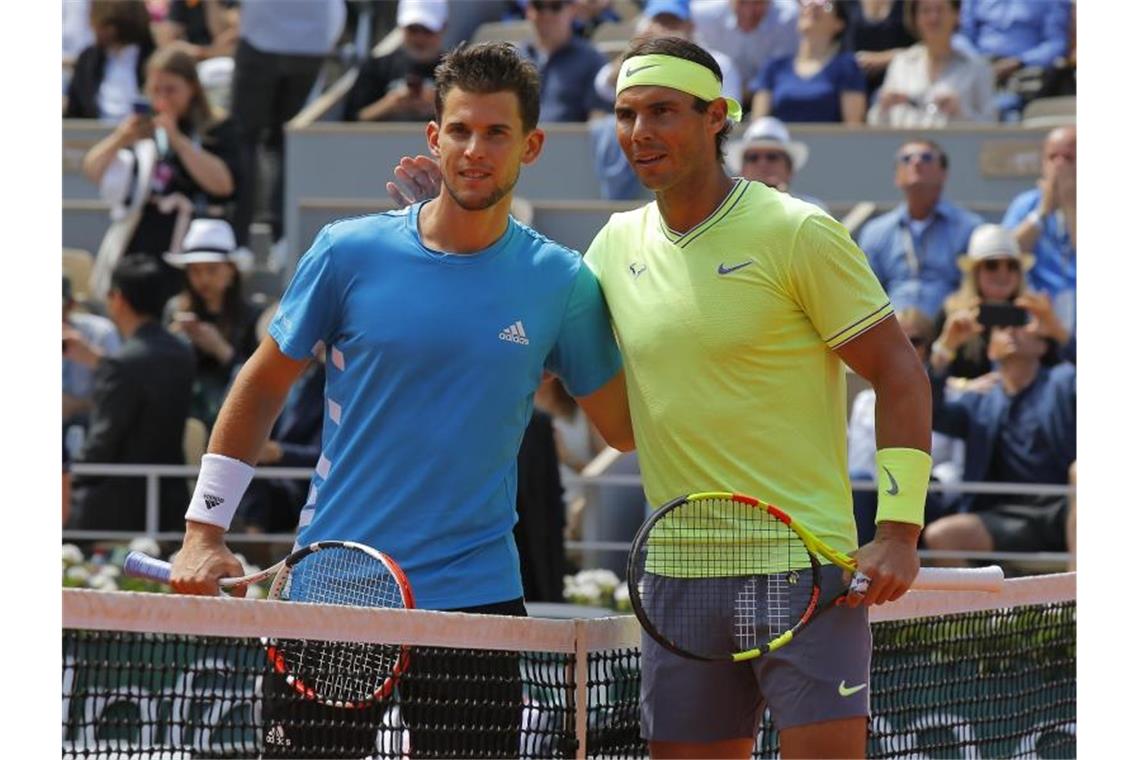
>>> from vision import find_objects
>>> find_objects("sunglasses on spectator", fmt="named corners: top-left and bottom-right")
top-left (981, 258), bottom-right (1020, 273)
top-left (743, 151), bottom-right (789, 164)
top-left (897, 150), bottom-right (938, 166)
top-left (531, 0), bottom-right (568, 12)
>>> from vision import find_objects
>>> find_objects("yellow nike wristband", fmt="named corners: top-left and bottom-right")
top-left (874, 448), bottom-right (932, 527)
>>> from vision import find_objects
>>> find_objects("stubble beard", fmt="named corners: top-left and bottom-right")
top-left (442, 164), bottom-right (521, 212)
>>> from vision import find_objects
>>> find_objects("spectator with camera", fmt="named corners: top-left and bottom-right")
top-left (857, 138), bottom-right (982, 319)
top-left (519, 0), bottom-right (610, 122)
top-left (65, 0), bottom-right (156, 120)
top-left (344, 0), bottom-right (447, 123)
top-left (867, 0), bottom-right (995, 127)
top-left (1003, 126), bottom-right (1076, 334)
top-left (83, 43), bottom-right (240, 303)
top-left (931, 224), bottom-right (1071, 382)
top-left (68, 255), bottom-right (195, 534)
top-left (922, 321), bottom-right (1075, 560)
top-left (164, 219), bottom-right (263, 430)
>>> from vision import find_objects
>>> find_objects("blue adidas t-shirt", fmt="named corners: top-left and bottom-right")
top-left (268, 203), bottom-right (622, 609)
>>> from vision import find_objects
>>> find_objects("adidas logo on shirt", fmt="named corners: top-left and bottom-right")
top-left (499, 321), bottom-right (530, 345)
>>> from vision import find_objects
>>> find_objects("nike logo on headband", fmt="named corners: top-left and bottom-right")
top-left (625, 64), bottom-right (659, 77)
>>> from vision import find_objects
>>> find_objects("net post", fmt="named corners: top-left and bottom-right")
top-left (573, 618), bottom-right (589, 760)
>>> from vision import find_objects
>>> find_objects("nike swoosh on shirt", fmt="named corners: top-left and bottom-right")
top-left (718, 261), bottom-right (754, 275)
top-left (884, 467), bottom-right (900, 496)
top-left (838, 681), bottom-right (867, 697)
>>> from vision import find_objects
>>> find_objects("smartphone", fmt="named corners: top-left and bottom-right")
top-left (977, 302), bottom-right (1029, 329)
top-left (132, 98), bottom-right (153, 117)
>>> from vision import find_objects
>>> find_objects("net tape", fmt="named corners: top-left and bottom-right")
top-left (62, 573), bottom-right (1074, 759)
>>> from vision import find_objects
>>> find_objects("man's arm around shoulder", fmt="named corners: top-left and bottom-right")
top-left (575, 370), bottom-right (635, 452)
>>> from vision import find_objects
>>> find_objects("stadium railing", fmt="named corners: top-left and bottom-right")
top-left (63, 463), bottom-right (1074, 570)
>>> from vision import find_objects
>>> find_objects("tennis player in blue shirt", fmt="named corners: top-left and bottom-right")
top-left (170, 42), bottom-right (633, 758)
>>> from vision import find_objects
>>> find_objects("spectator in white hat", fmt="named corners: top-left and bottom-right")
top-left (164, 218), bottom-right (264, 429)
top-left (931, 223), bottom-right (1071, 381)
top-left (729, 116), bottom-right (827, 211)
top-left (344, 0), bottom-right (448, 122)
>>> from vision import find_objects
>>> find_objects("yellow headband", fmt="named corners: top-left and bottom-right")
top-left (615, 53), bottom-right (743, 123)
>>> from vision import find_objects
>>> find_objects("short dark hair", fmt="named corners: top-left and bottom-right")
top-left (434, 42), bottom-right (542, 132)
top-left (90, 0), bottom-right (153, 48)
top-left (620, 37), bottom-right (735, 164)
top-left (900, 137), bottom-right (949, 169)
top-left (904, 0), bottom-right (962, 39)
top-left (110, 255), bottom-right (169, 320)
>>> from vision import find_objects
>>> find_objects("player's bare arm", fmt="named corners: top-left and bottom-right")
top-left (172, 337), bottom-right (310, 596)
top-left (834, 316), bottom-right (932, 606)
top-left (574, 370), bottom-right (634, 452)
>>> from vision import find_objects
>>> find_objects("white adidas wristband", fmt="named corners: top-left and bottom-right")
top-left (184, 453), bottom-right (256, 531)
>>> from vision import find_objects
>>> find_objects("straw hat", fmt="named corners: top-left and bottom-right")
top-left (728, 117), bottom-right (810, 175)
top-left (958, 224), bottom-right (1035, 274)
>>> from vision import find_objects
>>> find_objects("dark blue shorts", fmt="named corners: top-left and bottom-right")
top-left (639, 565), bottom-right (871, 742)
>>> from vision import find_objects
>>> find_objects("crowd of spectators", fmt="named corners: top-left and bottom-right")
top-left (62, 0), bottom-right (1078, 568)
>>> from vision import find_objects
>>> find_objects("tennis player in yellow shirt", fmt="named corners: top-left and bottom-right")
top-left (388, 35), bottom-right (933, 760)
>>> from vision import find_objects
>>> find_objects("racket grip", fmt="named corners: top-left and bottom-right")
top-left (913, 565), bottom-right (1004, 592)
top-left (123, 551), bottom-right (173, 584)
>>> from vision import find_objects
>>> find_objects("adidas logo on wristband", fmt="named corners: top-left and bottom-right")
top-left (203, 494), bottom-right (224, 510)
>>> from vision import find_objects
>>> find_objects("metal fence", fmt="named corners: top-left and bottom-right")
top-left (64, 463), bottom-right (1074, 567)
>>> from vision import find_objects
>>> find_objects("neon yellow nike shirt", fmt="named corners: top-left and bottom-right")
top-left (585, 180), bottom-right (892, 557)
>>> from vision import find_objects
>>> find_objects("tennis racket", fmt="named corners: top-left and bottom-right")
top-left (124, 540), bottom-right (415, 707)
top-left (627, 492), bottom-right (1004, 663)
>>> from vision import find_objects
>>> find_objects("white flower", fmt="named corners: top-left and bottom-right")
top-left (580, 569), bottom-right (619, 592)
top-left (128, 537), bottom-right (161, 558)
top-left (245, 585), bottom-right (266, 600)
top-left (613, 584), bottom-right (630, 603)
top-left (93, 565), bottom-right (121, 580)
top-left (90, 575), bottom-right (118, 592)
top-left (62, 544), bottom-right (84, 565)
top-left (66, 566), bottom-right (91, 583)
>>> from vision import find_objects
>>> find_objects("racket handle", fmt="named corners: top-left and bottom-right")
top-left (123, 551), bottom-right (173, 584)
top-left (913, 565), bottom-right (1004, 592)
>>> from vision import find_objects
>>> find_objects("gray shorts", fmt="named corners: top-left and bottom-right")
top-left (640, 565), bottom-right (871, 742)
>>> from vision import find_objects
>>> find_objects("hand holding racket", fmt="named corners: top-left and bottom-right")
top-left (627, 492), bottom-right (1004, 663)
top-left (125, 540), bottom-right (416, 707)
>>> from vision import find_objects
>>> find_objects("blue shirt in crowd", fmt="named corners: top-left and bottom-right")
top-left (956, 0), bottom-right (1072, 69)
top-left (270, 205), bottom-right (622, 609)
top-left (932, 362), bottom-right (1076, 513)
top-left (751, 52), bottom-right (866, 123)
top-left (857, 199), bottom-right (983, 318)
top-left (521, 38), bottom-right (608, 122)
top-left (1002, 187), bottom-right (1076, 331)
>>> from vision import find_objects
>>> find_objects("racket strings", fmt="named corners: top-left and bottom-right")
top-left (275, 546), bottom-right (408, 704)
top-left (635, 497), bottom-right (814, 659)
